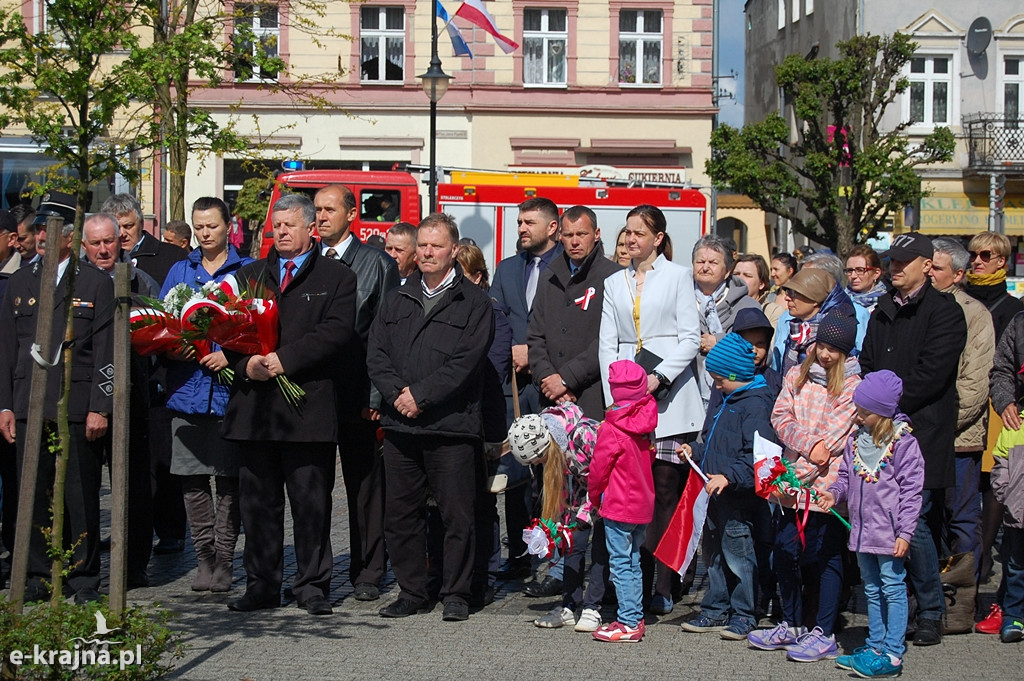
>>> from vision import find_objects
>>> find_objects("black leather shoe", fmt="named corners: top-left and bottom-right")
top-left (378, 597), bottom-right (430, 618)
top-left (24, 582), bottom-right (50, 603)
top-left (496, 561), bottom-right (531, 581)
top-left (523, 576), bottom-right (562, 598)
top-left (353, 582), bottom-right (380, 601)
top-left (127, 571), bottom-right (150, 589)
top-left (227, 593), bottom-right (280, 612)
top-left (153, 538), bottom-right (185, 555)
top-left (74, 587), bottom-right (101, 604)
top-left (300, 595), bottom-right (333, 616)
top-left (442, 600), bottom-right (469, 621)
top-left (469, 585), bottom-right (496, 608)
top-left (913, 618), bottom-right (942, 646)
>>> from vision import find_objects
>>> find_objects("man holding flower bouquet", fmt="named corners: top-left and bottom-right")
top-left (221, 193), bottom-right (357, 617)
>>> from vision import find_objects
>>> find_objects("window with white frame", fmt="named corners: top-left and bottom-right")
top-left (1005, 57), bottom-right (1024, 123)
top-left (233, 3), bottom-right (280, 82)
top-left (805, 0), bottom-right (814, 15)
top-left (360, 6), bottom-right (405, 83)
top-left (792, 0), bottom-right (799, 23)
top-left (778, 0), bottom-right (785, 30)
top-left (908, 55), bottom-right (950, 125)
top-left (524, 8), bottom-right (567, 86)
top-left (618, 10), bottom-right (662, 85)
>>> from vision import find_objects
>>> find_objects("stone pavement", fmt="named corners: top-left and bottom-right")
top-left (12, 467), bottom-right (1024, 680)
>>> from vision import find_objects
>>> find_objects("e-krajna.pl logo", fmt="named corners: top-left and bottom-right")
top-left (6, 611), bottom-right (144, 672)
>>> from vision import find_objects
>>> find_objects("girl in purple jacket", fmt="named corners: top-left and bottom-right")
top-left (818, 370), bottom-right (924, 679)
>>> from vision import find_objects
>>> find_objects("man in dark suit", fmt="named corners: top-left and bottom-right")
top-left (314, 184), bottom-right (400, 602)
top-left (489, 196), bottom-right (563, 594)
top-left (367, 213), bottom-right (494, 622)
top-left (102, 193), bottom-right (188, 556)
top-left (103, 193), bottom-right (186, 288)
top-left (222, 193), bottom-right (357, 616)
top-left (0, 218), bottom-right (115, 603)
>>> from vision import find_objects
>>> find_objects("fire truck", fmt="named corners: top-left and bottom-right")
top-left (259, 169), bottom-right (707, 267)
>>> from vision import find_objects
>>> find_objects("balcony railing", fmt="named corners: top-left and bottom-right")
top-left (963, 113), bottom-right (1024, 172)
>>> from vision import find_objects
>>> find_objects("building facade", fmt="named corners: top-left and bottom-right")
top-left (179, 0), bottom-right (718, 230)
top-left (744, 1), bottom-right (1024, 250)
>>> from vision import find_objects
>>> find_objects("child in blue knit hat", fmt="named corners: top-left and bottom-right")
top-left (677, 333), bottom-right (780, 640)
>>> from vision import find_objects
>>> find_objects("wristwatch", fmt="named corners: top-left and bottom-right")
top-left (652, 370), bottom-right (670, 387)
top-left (94, 411), bottom-right (109, 418)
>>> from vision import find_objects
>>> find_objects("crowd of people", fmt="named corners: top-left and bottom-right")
top-left (1, 189), bottom-right (1024, 674)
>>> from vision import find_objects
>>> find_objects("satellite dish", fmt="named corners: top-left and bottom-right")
top-left (966, 17), bottom-right (992, 56)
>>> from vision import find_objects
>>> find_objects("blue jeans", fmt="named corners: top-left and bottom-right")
top-left (857, 552), bottom-right (909, 659)
top-left (775, 509), bottom-right (845, 635)
top-left (1003, 527), bottom-right (1024, 623)
top-left (604, 519), bottom-right (646, 627)
top-left (943, 453), bottom-right (982, 571)
top-left (700, 497), bottom-right (757, 626)
top-left (905, 490), bottom-right (945, 621)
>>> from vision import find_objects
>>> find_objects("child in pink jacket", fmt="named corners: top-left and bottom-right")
top-left (588, 360), bottom-right (659, 643)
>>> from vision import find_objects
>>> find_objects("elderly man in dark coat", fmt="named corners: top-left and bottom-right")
top-left (222, 193), bottom-right (357, 616)
top-left (368, 213), bottom-right (494, 622)
top-left (0, 219), bottom-right (115, 603)
top-left (860, 232), bottom-right (967, 647)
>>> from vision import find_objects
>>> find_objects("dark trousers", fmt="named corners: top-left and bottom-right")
top-left (149, 406), bottom-right (185, 542)
top-left (504, 382), bottom-right (539, 569)
top-left (562, 518), bottom-right (611, 611)
top-left (101, 413), bottom-right (153, 577)
top-left (238, 441), bottom-right (335, 604)
top-left (775, 509), bottom-right (846, 635)
top-left (943, 452), bottom-right (982, 569)
top-left (642, 459), bottom-right (688, 603)
top-left (383, 432), bottom-right (477, 604)
top-left (1, 437), bottom-right (17, 576)
top-left (16, 421), bottom-right (104, 593)
top-left (905, 489), bottom-right (946, 621)
top-left (338, 420), bottom-right (386, 586)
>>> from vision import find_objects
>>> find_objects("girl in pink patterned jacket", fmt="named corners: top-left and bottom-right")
top-left (748, 307), bottom-right (861, 662)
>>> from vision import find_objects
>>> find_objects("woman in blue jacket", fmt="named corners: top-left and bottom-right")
top-left (159, 197), bottom-right (253, 592)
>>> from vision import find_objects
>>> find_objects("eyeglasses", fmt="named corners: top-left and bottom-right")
top-left (842, 267), bottom-right (878, 276)
top-left (969, 250), bottom-right (996, 262)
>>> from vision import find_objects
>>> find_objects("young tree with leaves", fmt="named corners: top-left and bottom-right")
top-left (133, 0), bottom-right (347, 222)
top-left (707, 33), bottom-right (956, 257)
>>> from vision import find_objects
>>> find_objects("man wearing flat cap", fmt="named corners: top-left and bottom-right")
top-left (860, 231), bottom-right (967, 647)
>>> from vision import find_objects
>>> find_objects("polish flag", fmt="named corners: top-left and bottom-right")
top-left (653, 462), bottom-right (710, 576)
top-left (455, 0), bottom-right (518, 54)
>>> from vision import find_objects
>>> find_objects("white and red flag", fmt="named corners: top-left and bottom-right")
top-left (455, 0), bottom-right (518, 54)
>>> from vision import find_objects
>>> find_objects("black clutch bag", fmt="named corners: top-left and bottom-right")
top-left (633, 347), bottom-right (670, 400)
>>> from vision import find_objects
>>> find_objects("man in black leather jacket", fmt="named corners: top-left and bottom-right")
top-left (314, 184), bottom-right (400, 601)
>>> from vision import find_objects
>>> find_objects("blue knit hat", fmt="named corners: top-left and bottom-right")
top-left (705, 332), bottom-right (756, 382)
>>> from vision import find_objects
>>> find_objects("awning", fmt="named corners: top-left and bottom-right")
top-left (918, 192), bottom-right (1024, 235)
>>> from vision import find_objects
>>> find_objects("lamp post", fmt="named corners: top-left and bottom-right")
top-left (418, 12), bottom-right (451, 213)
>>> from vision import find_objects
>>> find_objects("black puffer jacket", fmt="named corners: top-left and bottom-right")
top-left (963, 279), bottom-right (1024, 343)
top-left (367, 266), bottom-right (495, 440)
top-left (860, 281), bottom-right (967, 489)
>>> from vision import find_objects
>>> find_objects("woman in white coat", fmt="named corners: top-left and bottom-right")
top-left (599, 204), bottom-right (703, 617)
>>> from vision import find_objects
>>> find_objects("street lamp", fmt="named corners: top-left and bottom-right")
top-left (418, 15), bottom-right (451, 214)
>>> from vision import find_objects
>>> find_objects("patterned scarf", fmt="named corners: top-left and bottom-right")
top-left (846, 281), bottom-right (887, 309)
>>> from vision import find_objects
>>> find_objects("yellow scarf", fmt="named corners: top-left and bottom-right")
top-left (965, 269), bottom-right (1007, 287)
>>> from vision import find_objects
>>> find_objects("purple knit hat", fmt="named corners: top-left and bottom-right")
top-left (853, 370), bottom-right (903, 418)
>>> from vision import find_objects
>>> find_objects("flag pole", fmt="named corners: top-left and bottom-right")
top-left (681, 450), bottom-right (711, 484)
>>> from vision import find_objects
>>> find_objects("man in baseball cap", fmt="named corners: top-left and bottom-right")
top-left (885, 232), bottom-right (934, 263)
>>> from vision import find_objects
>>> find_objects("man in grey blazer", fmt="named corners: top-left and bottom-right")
top-left (490, 196), bottom-right (563, 595)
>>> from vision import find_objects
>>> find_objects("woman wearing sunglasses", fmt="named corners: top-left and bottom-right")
top-left (962, 231), bottom-right (1024, 610)
top-left (963, 232), bottom-right (1022, 341)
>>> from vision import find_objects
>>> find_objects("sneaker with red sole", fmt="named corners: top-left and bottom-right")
top-left (976, 604), bottom-right (1002, 635)
top-left (592, 620), bottom-right (645, 642)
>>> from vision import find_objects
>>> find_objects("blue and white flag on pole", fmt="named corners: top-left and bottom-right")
top-left (436, 0), bottom-right (472, 58)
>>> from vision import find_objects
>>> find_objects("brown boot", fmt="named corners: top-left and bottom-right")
top-left (192, 557), bottom-right (216, 592)
top-left (183, 477), bottom-right (216, 592)
top-left (210, 477), bottom-right (241, 593)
